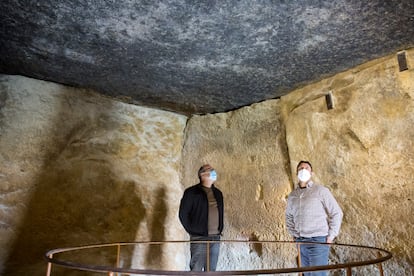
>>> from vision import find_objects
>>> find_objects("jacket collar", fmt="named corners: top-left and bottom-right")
top-left (297, 180), bottom-right (314, 189)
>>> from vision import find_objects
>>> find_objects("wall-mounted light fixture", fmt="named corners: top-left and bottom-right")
top-left (397, 51), bottom-right (408, 72)
top-left (325, 91), bottom-right (334, 110)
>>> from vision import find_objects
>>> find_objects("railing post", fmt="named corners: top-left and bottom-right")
top-left (116, 243), bottom-right (121, 276)
top-left (296, 242), bottom-right (303, 276)
top-left (206, 240), bottom-right (210, 272)
top-left (377, 251), bottom-right (384, 276)
top-left (45, 253), bottom-right (53, 276)
top-left (346, 267), bottom-right (352, 276)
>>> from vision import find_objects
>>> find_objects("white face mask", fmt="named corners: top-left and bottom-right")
top-left (297, 169), bottom-right (311, 182)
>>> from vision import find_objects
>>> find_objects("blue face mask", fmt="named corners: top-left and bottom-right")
top-left (209, 170), bottom-right (217, 181)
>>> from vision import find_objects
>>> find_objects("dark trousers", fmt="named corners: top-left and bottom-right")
top-left (190, 235), bottom-right (221, 271)
top-left (296, 236), bottom-right (330, 276)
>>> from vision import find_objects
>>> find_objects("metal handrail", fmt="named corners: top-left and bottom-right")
top-left (44, 240), bottom-right (392, 275)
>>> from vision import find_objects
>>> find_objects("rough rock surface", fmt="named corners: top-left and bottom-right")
top-left (182, 49), bottom-right (414, 274)
top-left (1, 1), bottom-right (413, 114)
top-left (280, 48), bottom-right (414, 274)
top-left (0, 48), bottom-right (413, 275)
top-left (0, 75), bottom-right (187, 274)
top-left (181, 99), bottom-right (294, 270)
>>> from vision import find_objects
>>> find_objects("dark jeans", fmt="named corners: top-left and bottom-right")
top-left (296, 236), bottom-right (330, 276)
top-left (190, 235), bottom-right (221, 271)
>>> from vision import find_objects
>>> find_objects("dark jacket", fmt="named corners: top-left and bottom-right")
top-left (179, 183), bottom-right (224, 236)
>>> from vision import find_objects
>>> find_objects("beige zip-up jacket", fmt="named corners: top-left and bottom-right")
top-left (286, 181), bottom-right (343, 241)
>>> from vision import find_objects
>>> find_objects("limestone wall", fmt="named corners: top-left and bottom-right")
top-left (181, 49), bottom-right (413, 275)
top-left (181, 99), bottom-right (295, 271)
top-left (280, 48), bottom-right (414, 274)
top-left (0, 48), bottom-right (413, 275)
top-left (0, 75), bottom-right (188, 274)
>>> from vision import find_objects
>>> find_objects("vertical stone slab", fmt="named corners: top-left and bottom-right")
top-left (0, 75), bottom-right (187, 274)
top-left (181, 99), bottom-right (294, 270)
top-left (281, 49), bottom-right (414, 274)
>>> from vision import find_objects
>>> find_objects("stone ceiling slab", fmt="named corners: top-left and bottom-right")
top-left (1, 1), bottom-right (413, 114)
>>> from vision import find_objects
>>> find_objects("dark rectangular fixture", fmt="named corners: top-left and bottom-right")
top-left (397, 52), bottom-right (408, 71)
top-left (325, 92), bottom-right (334, 110)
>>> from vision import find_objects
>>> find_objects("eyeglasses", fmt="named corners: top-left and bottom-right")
top-left (199, 167), bottom-right (214, 175)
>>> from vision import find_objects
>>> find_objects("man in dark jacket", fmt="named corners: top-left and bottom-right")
top-left (179, 164), bottom-right (224, 271)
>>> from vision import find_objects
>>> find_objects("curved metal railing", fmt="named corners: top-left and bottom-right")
top-left (45, 240), bottom-right (392, 275)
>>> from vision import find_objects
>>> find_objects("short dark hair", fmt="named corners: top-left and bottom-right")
top-left (297, 160), bottom-right (312, 171)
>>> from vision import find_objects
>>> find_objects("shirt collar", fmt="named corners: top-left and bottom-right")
top-left (297, 180), bottom-right (314, 189)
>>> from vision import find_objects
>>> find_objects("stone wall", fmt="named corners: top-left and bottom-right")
top-left (280, 48), bottom-right (414, 274)
top-left (181, 100), bottom-right (295, 271)
top-left (181, 48), bottom-right (413, 275)
top-left (0, 48), bottom-right (413, 275)
top-left (0, 75), bottom-right (188, 275)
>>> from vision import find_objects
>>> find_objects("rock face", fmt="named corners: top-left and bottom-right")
top-left (181, 99), bottom-right (294, 271)
top-left (1, 1), bottom-right (413, 114)
top-left (0, 76), bottom-right (187, 274)
top-left (181, 49), bottom-right (414, 274)
top-left (280, 49), bottom-right (414, 274)
top-left (0, 48), bottom-right (413, 275)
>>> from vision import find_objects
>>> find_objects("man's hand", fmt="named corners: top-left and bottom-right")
top-left (326, 237), bottom-right (333, 243)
